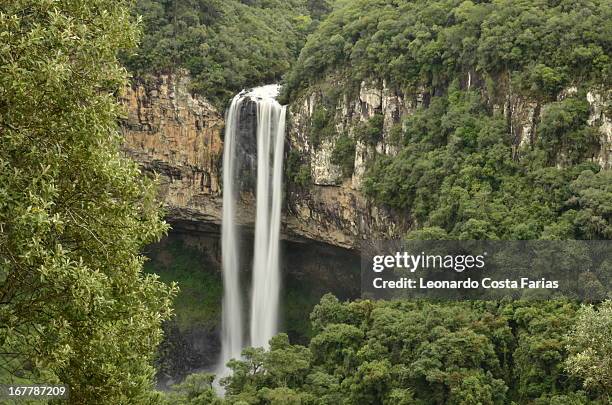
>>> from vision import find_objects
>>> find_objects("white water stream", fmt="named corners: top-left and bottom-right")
top-left (250, 86), bottom-right (286, 349)
top-left (217, 85), bottom-right (286, 380)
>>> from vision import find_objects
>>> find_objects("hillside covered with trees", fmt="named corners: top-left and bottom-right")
top-left (282, 0), bottom-right (611, 241)
top-left (283, 0), bottom-right (610, 98)
top-left (123, 0), bottom-right (332, 107)
top-left (163, 297), bottom-right (612, 404)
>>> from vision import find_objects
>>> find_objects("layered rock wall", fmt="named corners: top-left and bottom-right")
top-left (286, 79), bottom-right (414, 247)
top-left (120, 73), bottom-right (366, 247)
top-left (286, 77), bottom-right (611, 247)
top-left (121, 74), bottom-right (225, 224)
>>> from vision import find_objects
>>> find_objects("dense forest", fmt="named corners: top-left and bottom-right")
top-left (362, 89), bottom-right (611, 240)
top-left (123, 0), bottom-right (332, 107)
top-left (163, 297), bottom-right (611, 404)
top-left (283, 0), bottom-right (611, 98)
top-left (1, 0), bottom-right (610, 404)
top-left (130, 0), bottom-right (611, 403)
top-left (283, 0), bottom-right (611, 241)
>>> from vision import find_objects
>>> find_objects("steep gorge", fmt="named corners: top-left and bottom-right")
top-left (119, 72), bottom-right (395, 248)
top-left (119, 73), bottom-right (364, 384)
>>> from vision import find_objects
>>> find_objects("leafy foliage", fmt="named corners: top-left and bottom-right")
top-left (539, 96), bottom-right (601, 165)
top-left (330, 134), bottom-right (356, 178)
top-left (566, 170), bottom-right (612, 239)
top-left (565, 300), bottom-right (612, 397)
top-left (280, 1), bottom-right (610, 241)
top-left (362, 89), bottom-right (608, 240)
top-left (123, 0), bottom-right (329, 107)
top-left (0, 0), bottom-right (176, 402)
top-left (309, 105), bottom-right (337, 148)
top-left (162, 372), bottom-right (221, 404)
top-left (285, 149), bottom-right (312, 188)
top-left (168, 296), bottom-right (608, 404)
top-left (283, 0), bottom-right (611, 100)
top-left (355, 114), bottom-right (384, 146)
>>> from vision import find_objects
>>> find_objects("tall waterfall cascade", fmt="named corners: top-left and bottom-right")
top-left (217, 92), bottom-right (245, 379)
top-left (217, 85), bottom-right (286, 378)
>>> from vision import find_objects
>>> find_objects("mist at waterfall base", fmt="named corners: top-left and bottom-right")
top-left (216, 85), bottom-right (286, 385)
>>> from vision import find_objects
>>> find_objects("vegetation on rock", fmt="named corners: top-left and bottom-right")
top-left (331, 134), bottom-right (356, 178)
top-left (362, 88), bottom-right (610, 240)
top-left (280, 0), bottom-right (611, 239)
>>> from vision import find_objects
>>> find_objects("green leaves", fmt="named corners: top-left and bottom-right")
top-left (282, 0), bottom-right (610, 240)
top-left (208, 297), bottom-right (599, 404)
top-left (123, 0), bottom-right (318, 108)
top-left (568, 170), bottom-right (612, 239)
top-left (0, 0), bottom-right (175, 402)
top-left (565, 301), bottom-right (612, 397)
top-left (361, 87), bottom-right (610, 240)
top-left (283, 0), bottom-right (611, 100)
top-left (539, 96), bottom-right (600, 164)
top-left (330, 134), bottom-right (356, 178)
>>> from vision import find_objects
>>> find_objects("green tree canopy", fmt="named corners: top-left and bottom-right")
top-left (565, 300), bottom-right (612, 399)
top-left (0, 0), bottom-right (175, 402)
top-left (186, 296), bottom-right (602, 404)
top-left (283, 0), bottom-right (611, 100)
top-left (123, 0), bottom-right (326, 107)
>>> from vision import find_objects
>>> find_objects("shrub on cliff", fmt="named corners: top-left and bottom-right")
top-left (331, 134), bottom-right (356, 178)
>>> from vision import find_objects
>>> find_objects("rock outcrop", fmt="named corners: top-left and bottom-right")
top-left (120, 73), bottom-right (391, 248)
top-left (285, 76), bottom-right (611, 247)
top-left (121, 73), bottom-right (225, 225)
top-left (286, 79), bottom-right (415, 247)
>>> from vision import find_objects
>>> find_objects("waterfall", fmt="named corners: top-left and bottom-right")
top-left (217, 85), bottom-right (286, 378)
top-left (250, 89), bottom-right (286, 349)
top-left (217, 94), bottom-right (244, 378)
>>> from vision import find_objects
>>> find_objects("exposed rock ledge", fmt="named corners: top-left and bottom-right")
top-left (285, 77), bottom-right (611, 248)
top-left (121, 73), bottom-right (610, 249)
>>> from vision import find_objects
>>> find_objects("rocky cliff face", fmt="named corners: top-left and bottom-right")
top-left (121, 73), bottom-right (225, 225)
top-left (121, 73), bottom-right (611, 249)
top-left (120, 73), bottom-right (380, 248)
top-left (285, 76), bottom-right (611, 246)
top-left (285, 79), bottom-right (414, 247)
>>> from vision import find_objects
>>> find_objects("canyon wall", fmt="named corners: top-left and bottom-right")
top-left (121, 73), bottom-right (611, 249)
top-left (121, 74), bottom-right (225, 225)
top-left (121, 72), bottom-right (611, 384)
top-left (119, 73), bottom-right (411, 248)
top-left (284, 79), bottom-right (412, 248)
top-left (120, 73), bottom-right (380, 248)
top-left (285, 76), bottom-right (611, 246)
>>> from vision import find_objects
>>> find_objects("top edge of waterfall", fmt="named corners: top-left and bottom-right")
top-left (240, 84), bottom-right (282, 101)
